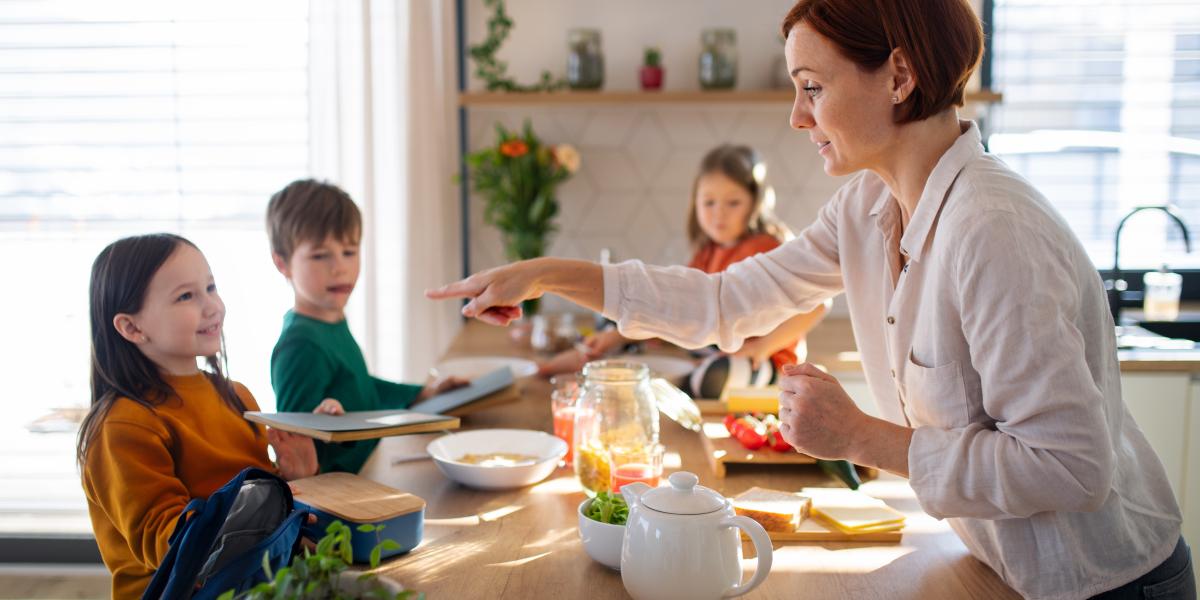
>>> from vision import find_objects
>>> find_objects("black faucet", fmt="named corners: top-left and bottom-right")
top-left (1106, 205), bottom-right (1192, 324)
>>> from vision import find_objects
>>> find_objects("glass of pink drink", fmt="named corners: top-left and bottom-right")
top-left (550, 374), bottom-right (581, 465)
top-left (610, 443), bottom-right (664, 492)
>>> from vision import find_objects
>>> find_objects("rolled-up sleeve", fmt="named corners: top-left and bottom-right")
top-left (603, 191), bottom-right (846, 352)
top-left (908, 211), bottom-right (1114, 520)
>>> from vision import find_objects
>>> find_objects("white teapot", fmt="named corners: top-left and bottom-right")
top-left (620, 471), bottom-right (773, 600)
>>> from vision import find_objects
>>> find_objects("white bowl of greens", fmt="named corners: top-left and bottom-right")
top-left (578, 492), bottom-right (628, 570)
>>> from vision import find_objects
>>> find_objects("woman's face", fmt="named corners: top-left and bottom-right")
top-left (785, 21), bottom-right (898, 176)
top-left (695, 172), bottom-right (754, 247)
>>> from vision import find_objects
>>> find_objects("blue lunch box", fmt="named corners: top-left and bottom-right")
top-left (291, 472), bottom-right (425, 564)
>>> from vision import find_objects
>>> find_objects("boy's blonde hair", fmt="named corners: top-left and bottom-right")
top-left (686, 144), bottom-right (792, 249)
top-left (266, 179), bottom-right (363, 260)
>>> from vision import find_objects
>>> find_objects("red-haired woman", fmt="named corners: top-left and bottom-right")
top-left (429, 1), bottom-right (1193, 597)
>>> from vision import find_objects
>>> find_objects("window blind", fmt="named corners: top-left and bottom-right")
top-left (0, 0), bottom-right (310, 224)
top-left (988, 0), bottom-right (1200, 270)
top-left (0, 0), bottom-right (311, 535)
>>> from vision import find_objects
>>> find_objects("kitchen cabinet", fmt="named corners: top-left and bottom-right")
top-left (1123, 373), bottom-right (1191, 503)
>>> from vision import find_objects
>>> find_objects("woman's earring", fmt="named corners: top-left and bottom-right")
top-left (891, 95), bottom-right (900, 104)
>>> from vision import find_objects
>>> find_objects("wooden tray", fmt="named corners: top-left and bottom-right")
top-left (698, 418), bottom-right (815, 477)
top-left (736, 488), bottom-right (904, 544)
top-left (743, 516), bottom-right (903, 544)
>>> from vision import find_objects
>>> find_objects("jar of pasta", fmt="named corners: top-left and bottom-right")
top-left (573, 360), bottom-right (660, 496)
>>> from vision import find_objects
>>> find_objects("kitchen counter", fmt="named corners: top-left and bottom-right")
top-left (361, 321), bottom-right (1019, 599)
top-left (806, 318), bottom-right (1200, 374)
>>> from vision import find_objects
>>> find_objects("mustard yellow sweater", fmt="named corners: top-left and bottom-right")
top-left (82, 373), bottom-right (274, 599)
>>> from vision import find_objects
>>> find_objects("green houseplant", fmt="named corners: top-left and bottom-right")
top-left (218, 521), bottom-right (422, 600)
top-left (463, 120), bottom-right (580, 315)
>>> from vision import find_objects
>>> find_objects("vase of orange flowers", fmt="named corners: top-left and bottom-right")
top-left (464, 120), bottom-right (580, 315)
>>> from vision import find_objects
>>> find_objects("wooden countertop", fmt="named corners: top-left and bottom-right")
top-left (362, 321), bottom-right (1019, 599)
top-left (805, 318), bottom-right (1200, 374)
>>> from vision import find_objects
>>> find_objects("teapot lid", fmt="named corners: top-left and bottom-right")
top-left (641, 472), bottom-right (725, 515)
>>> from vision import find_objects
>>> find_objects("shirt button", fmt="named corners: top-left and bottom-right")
top-left (890, 369), bottom-right (896, 378)
top-left (887, 316), bottom-right (895, 325)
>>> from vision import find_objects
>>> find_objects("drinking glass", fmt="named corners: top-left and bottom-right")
top-left (609, 443), bottom-right (664, 492)
top-left (550, 373), bottom-right (581, 465)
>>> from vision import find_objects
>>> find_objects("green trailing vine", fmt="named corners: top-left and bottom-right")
top-left (469, 0), bottom-right (565, 92)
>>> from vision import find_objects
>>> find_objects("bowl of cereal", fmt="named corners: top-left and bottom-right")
top-left (426, 429), bottom-right (566, 490)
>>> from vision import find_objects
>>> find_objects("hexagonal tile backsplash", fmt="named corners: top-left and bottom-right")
top-left (465, 104), bottom-right (852, 277)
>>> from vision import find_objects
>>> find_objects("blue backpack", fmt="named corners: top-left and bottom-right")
top-left (142, 467), bottom-right (310, 600)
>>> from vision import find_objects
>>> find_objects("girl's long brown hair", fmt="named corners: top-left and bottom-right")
top-left (77, 233), bottom-right (254, 467)
top-left (686, 144), bottom-right (793, 249)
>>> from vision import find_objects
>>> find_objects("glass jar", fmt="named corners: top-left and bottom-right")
top-left (699, 28), bottom-right (737, 90)
top-left (567, 29), bottom-right (604, 90)
top-left (573, 360), bottom-right (660, 496)
top-left (1144, 266), bottom-right (1182, 321)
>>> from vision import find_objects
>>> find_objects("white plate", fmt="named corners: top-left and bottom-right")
top-left (434, 356), bottom-right (538, 380)
top-left (427, 429), bottom-right (566, 490)
top-left (612, 354), bottom-right (696, 385)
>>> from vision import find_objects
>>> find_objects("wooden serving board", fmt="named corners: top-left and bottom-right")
top-left (742, 516), bottom-right (903, 544)
top-left (698, 418), bottom-right (815, 477)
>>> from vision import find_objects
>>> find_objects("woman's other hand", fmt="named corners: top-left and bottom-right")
top-left (312, 398), bottom-right (344, 415)
top-left (776, 362), bottom-right (868, 460)
top-left (268, 428), bottom-right (319, 480)
top-left (418, 375), bottom-right (470, 401)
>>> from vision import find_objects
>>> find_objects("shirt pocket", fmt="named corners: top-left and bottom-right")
top-left (905, 350), bottom-right (970, 429)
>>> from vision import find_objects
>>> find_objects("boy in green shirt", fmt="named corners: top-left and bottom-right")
top-left (267, 179), bottom-right (465, 473)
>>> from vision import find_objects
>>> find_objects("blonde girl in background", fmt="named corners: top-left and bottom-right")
top-left (540, 144), bottom-right (828, 397)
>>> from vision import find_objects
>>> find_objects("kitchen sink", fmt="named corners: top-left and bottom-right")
top-left (1137, 319), bottom-right (1200, 343)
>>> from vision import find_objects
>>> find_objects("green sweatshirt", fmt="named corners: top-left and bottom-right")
top-left (270, 310), bottom-right (423, 473)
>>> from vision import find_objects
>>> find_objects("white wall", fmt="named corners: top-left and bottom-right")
top-left (465, 0), bottom-right (799, 93)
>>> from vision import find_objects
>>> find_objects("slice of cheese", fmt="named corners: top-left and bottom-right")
top-left (812, 509), bottom-right (904, 534)
top-left (722, 387), bottom-right (780, 414)
top-left (732, 486), bottom-right (811, 533)
top-left (800, 487), bottom-right (906, 532)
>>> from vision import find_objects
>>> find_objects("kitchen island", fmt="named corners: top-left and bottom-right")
top-left (363, 321), bottom-right (1020, 599)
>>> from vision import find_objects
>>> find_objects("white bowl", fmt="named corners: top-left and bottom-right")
top-left (578, 498), bottom-right (625, 570)
top-left (434, 356), bottom-right (538, 380)
top-left (426, 429), bottom-right (566, 490)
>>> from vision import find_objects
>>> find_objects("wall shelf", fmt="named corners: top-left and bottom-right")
top-left (459, 89), bottom-right (1003, 106)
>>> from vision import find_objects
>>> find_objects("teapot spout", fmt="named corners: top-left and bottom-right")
top-left (620, 482), bottom-right (651, 508)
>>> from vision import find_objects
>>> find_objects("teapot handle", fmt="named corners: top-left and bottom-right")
top-left (720, 515), bottom-right (773, 598)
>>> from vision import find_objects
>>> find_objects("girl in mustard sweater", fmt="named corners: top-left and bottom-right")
top-left (78, 233), bottom-right (319, 599)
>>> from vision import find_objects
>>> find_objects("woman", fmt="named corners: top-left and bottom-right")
top-left (429, 0), bottom-right (1193, 598)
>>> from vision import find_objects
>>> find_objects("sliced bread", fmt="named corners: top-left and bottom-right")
top-left (732, 486), bottom-right (811, 533)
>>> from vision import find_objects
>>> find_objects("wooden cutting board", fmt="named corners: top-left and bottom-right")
top-left (698, 418), bottom-right (815, 477)
top-left (743, 517), bottom-right (903, 543)
top-left (737, 488), bottom-right (904, 544)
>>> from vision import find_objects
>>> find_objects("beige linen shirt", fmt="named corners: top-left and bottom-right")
top-left (602, 122), bottom-right (1182, 600)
